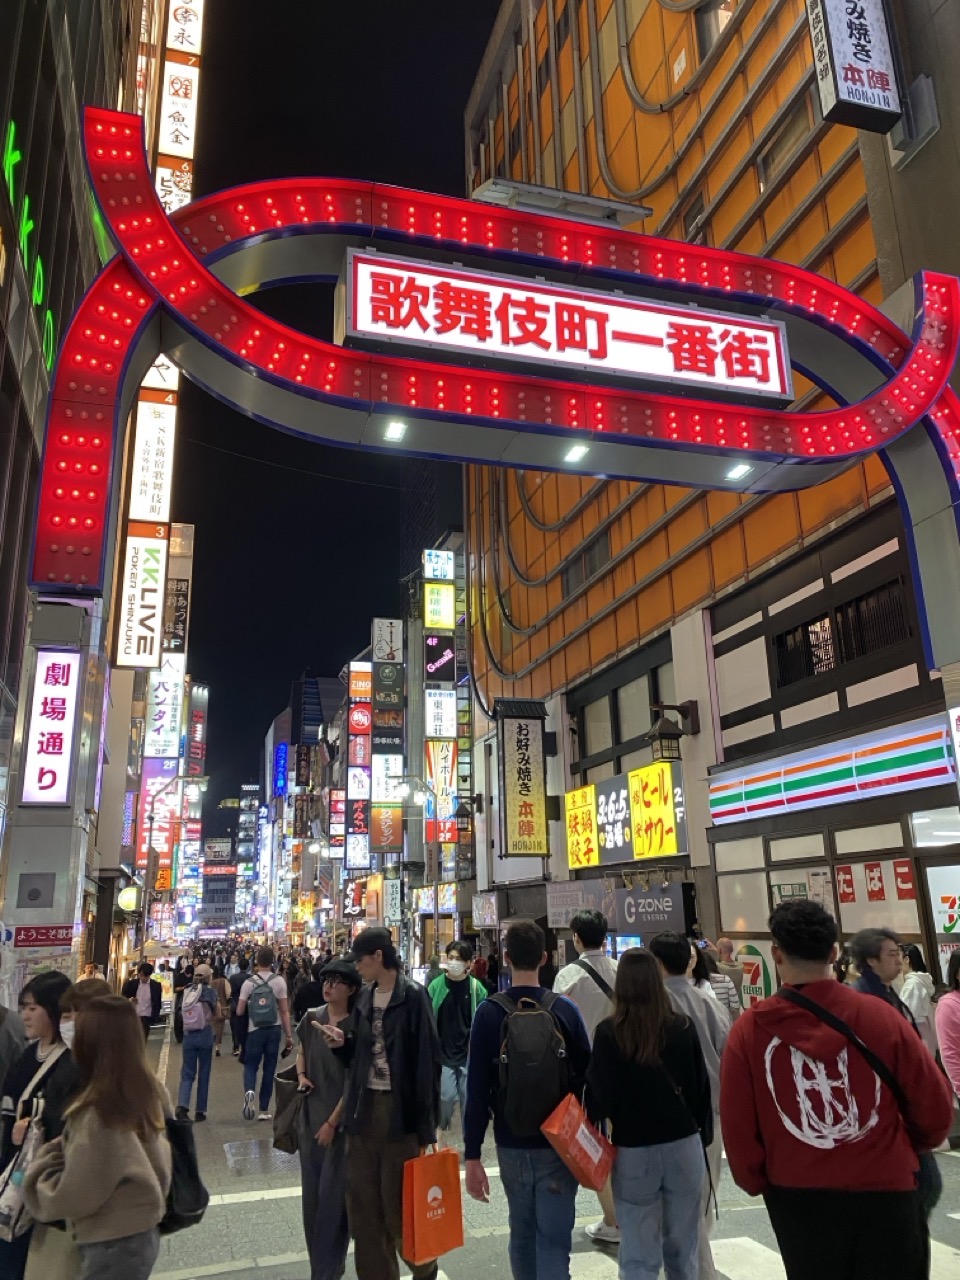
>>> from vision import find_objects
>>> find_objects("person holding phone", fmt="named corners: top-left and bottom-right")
top-left (295, 959), bottom-right (360, 1280)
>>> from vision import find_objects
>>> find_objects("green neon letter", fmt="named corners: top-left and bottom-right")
top-left (42, 310), bottom-right (55, 371)
top-left (31, 254), bottom-right (44, 306)
top-left (2, 121), bottom-right (21, 206)
top-left (18, 193), bottom-right (34, 262)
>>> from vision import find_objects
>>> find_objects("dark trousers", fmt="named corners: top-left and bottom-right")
top-left (140, 1017), bottom-right (152, 1040)
top-left (345, 1091), bottom-right (437, 1280)
top-left (299, 1126), bottom-right (350, 1280)
top-left (764, 1186), bottom-right (929, 1280)
top-left (230, 1008), bottom-right (246, 1053)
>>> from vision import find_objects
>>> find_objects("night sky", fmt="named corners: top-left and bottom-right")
top-left (172, 1), bottom-right (501, 827)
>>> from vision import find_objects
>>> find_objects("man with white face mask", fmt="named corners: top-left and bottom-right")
top-left (428, 941), bottom-right (486, 1134)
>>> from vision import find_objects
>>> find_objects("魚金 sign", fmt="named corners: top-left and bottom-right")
top-left (564, 784), bottom-right (599, 869)
top-left (806, 0), bottom-right (901, 133)
top-left (499, 715), bottom-right (548, 857)
top-left (628, 762), bottom-right (686, 859)
top-left (348, 250), bottom-right (792, 402)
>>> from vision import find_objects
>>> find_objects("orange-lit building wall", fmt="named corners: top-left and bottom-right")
top-left (465, 0), bottom-right (894, 709)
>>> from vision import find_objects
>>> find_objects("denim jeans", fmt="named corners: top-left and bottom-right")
top-left (77, 1227), bottom-right (159, 1280)
top-left (498, 1145), bottom-right (578, 1280)
top-left (439, 1063), bottom-right (468, 1131)
top-left (612, 1134), bottom-right (704, 1280)
top-left (244, 1024), bottom-right (283, 1110)
top-left (178, 1025), bottom-right (214, 1113)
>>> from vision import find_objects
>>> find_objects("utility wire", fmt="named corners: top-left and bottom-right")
top-left (182, 435), bottom-right (409, 491)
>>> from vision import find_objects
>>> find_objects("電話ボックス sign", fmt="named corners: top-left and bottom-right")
top-left (347, 250), bottom-right (792, 401)
top-left (498, 712), bottom-right (549, 857)
top-left (805, 0), bottom-right (901, 132)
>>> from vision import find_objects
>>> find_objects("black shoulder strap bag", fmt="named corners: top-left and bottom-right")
top-left (777, 986), bottom-right (942, 1217)
top-left (574, 957), bottom-right (614, 1001)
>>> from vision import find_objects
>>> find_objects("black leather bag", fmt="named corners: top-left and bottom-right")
top-left (160, 1114), bottom-right (210, 1234)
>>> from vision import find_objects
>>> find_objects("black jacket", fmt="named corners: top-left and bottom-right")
top-left (122, 976), bottom-right (162, 1022)
top-left (343, 974), bottom-right (441, 1145)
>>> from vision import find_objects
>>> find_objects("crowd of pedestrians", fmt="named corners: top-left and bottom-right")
top-left (0, 906), bottom-right (953, 1280)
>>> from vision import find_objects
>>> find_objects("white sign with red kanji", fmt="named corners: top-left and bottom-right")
top-left (806, 0), bottom-right (901, 131)
top-left (21, 650), bottom-right (82, 806)
top-left (347, 251), bottom-right (792, 401)
top-left (129, 400), bottom-right (177, 523)
top-left (158, 60), bottom-right (200, 160)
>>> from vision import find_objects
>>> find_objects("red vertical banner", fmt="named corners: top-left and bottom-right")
top-left (892, 859), bottom-right (916, 900)
top-left (835, 865), bottom-right (856, 904)
top-left (864, 862), bottom-right (886, 902)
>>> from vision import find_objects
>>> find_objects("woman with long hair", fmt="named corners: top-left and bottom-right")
top-left (587, 949), bottom-right (711, 1280)
top-left (23, 996), bottom-right (171, 1280)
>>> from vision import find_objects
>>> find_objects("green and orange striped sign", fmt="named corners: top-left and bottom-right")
top-left (709, 714), bottom-right (954, 824)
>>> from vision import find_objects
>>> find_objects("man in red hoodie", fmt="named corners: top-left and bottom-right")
top-left (721, 899), bottom-right (952, 1279)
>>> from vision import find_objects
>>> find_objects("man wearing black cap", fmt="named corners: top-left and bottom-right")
top-left (295, 957), bottom-right (360, 1280)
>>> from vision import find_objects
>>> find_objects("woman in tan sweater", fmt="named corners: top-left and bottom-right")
top-left (23, 996), bottom-right (171, 1280)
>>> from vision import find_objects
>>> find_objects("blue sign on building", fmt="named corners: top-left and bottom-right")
top-left (273, 742), bottom-right (288, 797)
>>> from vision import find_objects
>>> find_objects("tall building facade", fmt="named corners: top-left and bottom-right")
top-left (464, 0), bottom-right (960, 981)
top-left (0, 0), bottom-right (144, 856)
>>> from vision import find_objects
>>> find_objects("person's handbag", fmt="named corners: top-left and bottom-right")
top-left (272, 1064), bottom-right (303, 1155)
top-left (541, 1093), bottom-right (613, 1191)
top-left (777, 987), bottom-right (943, 1215)
top-left (0, 1045), bottom-right (66, 1241)
top-left (402, 1147), bottom-right (464, 1265)
top-left (160, 1113), bottom-right (209, 1234)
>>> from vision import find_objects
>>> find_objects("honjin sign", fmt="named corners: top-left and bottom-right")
top-left (348, 250), bottom-right (792, 401)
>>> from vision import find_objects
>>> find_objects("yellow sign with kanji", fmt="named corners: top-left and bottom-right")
top-left (564, 785), bottom-right (599, 869)
top-left (154, 867), bottom-right (172, 892)
top-left (628, 762), bottom-right (684, 859)
top-left (423, 581), bottom-right (456, 630)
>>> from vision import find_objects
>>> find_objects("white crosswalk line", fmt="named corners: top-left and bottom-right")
top-left (710, 1238), bottom-right (787, 1279)
top-left (932, 1240), bottom-right (960, 1277)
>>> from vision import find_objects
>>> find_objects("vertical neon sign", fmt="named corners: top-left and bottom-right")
top-left (2, 120), bottom-right (57, 369)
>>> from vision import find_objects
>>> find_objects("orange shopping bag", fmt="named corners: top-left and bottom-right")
top-left (402, 1147), bottom-right (465, 1265)
top-left (541, 1093), bottom-right (614, 1191)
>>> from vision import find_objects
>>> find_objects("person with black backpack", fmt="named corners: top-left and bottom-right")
top-left (464, 920), bottom-right (590, 1280)
top-left (553, 909), bottom-right (620, 1246)
top-left (236, 947), bottom-right (292, 1122)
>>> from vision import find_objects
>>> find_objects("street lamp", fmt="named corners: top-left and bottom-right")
top-left (642, 701), bottom-right (700, 762)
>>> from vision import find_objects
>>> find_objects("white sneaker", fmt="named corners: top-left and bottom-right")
top-left (257, 1111), bottom-right (272, 1121)
top-left (242, 1090), bottom-right (256, 1120)
top-left (585, 1221), bottom-right (620, 1244)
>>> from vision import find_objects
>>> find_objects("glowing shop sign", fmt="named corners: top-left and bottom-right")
top-left (129, 400), bottom-right (176, 522)
top-left (2, 120), bottom-right (56, 368)
top-left (348, 250), bottom-right (792, 401)
top-left (628, 761), bottom-right (686, 859)
top-left (564, 784), bottom-right (599, 869)
top-left (423, 548), bottom-right (455, 581)
top-left (21, 649), bottom-right (82, 804)
top-left (115, 525), bottom-right (169, 669)
top-left (424, 581), bottom-right (456, 631)
top-left (806, 0), bottom-right (901, 132)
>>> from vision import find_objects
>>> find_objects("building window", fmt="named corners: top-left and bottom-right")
top-left (835, 579), bottom-right (910, 663)
top-left (568, 644), bottom-right (675, 782)
top-left (682, 192), bottom-right (709, 246)
top-left (696, 0), bottom-right (738, 61)
top-left (562, 529), bottom-right (611, 599)
top-left (555, 2), bottom-right (571, 51)
top-left (537, 48), bottom-right (550, 97)
top-left (757, 91), bottom-right (818, 194)
top-left (510, 117), bottom-right (522, 160)
top-left (774, 580), bottom-right (910, 687)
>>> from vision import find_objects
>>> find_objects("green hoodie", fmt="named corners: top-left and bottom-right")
top-left (428, 972), bottom-right (486, 1019)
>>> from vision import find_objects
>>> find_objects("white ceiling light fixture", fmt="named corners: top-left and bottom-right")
top-left (384, 420), bottom-right (407, 441)
top-left (726, 463), bottom-right (753, 481)
top-left (565, 444), bottom-right (589, 463)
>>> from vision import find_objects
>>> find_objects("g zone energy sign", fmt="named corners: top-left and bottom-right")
top-left (347, 251), bottom-right (792, 401)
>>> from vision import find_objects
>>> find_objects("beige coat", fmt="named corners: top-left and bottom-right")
top-left (22, 1102), bottom-right (171, 1245)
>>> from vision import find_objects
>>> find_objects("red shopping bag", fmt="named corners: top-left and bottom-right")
top-left (541, 1093), bottom-right (614, 1191)
top-left (402, 1147), bottom-right (465, 1265)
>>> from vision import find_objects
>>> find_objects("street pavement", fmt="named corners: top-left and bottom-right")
top-left (147, 1022), bottom-right (960, 1280)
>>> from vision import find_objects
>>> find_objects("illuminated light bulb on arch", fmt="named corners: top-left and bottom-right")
top-left (726, 463), bottom-right (753, 481)
top-left (565, 444), bottom-right (589, 463)
top-left (384, 421), bottom-right (407, 441)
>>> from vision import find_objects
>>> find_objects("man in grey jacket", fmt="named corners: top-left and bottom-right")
top-left (650, 931), bottom-right (730, 1280)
